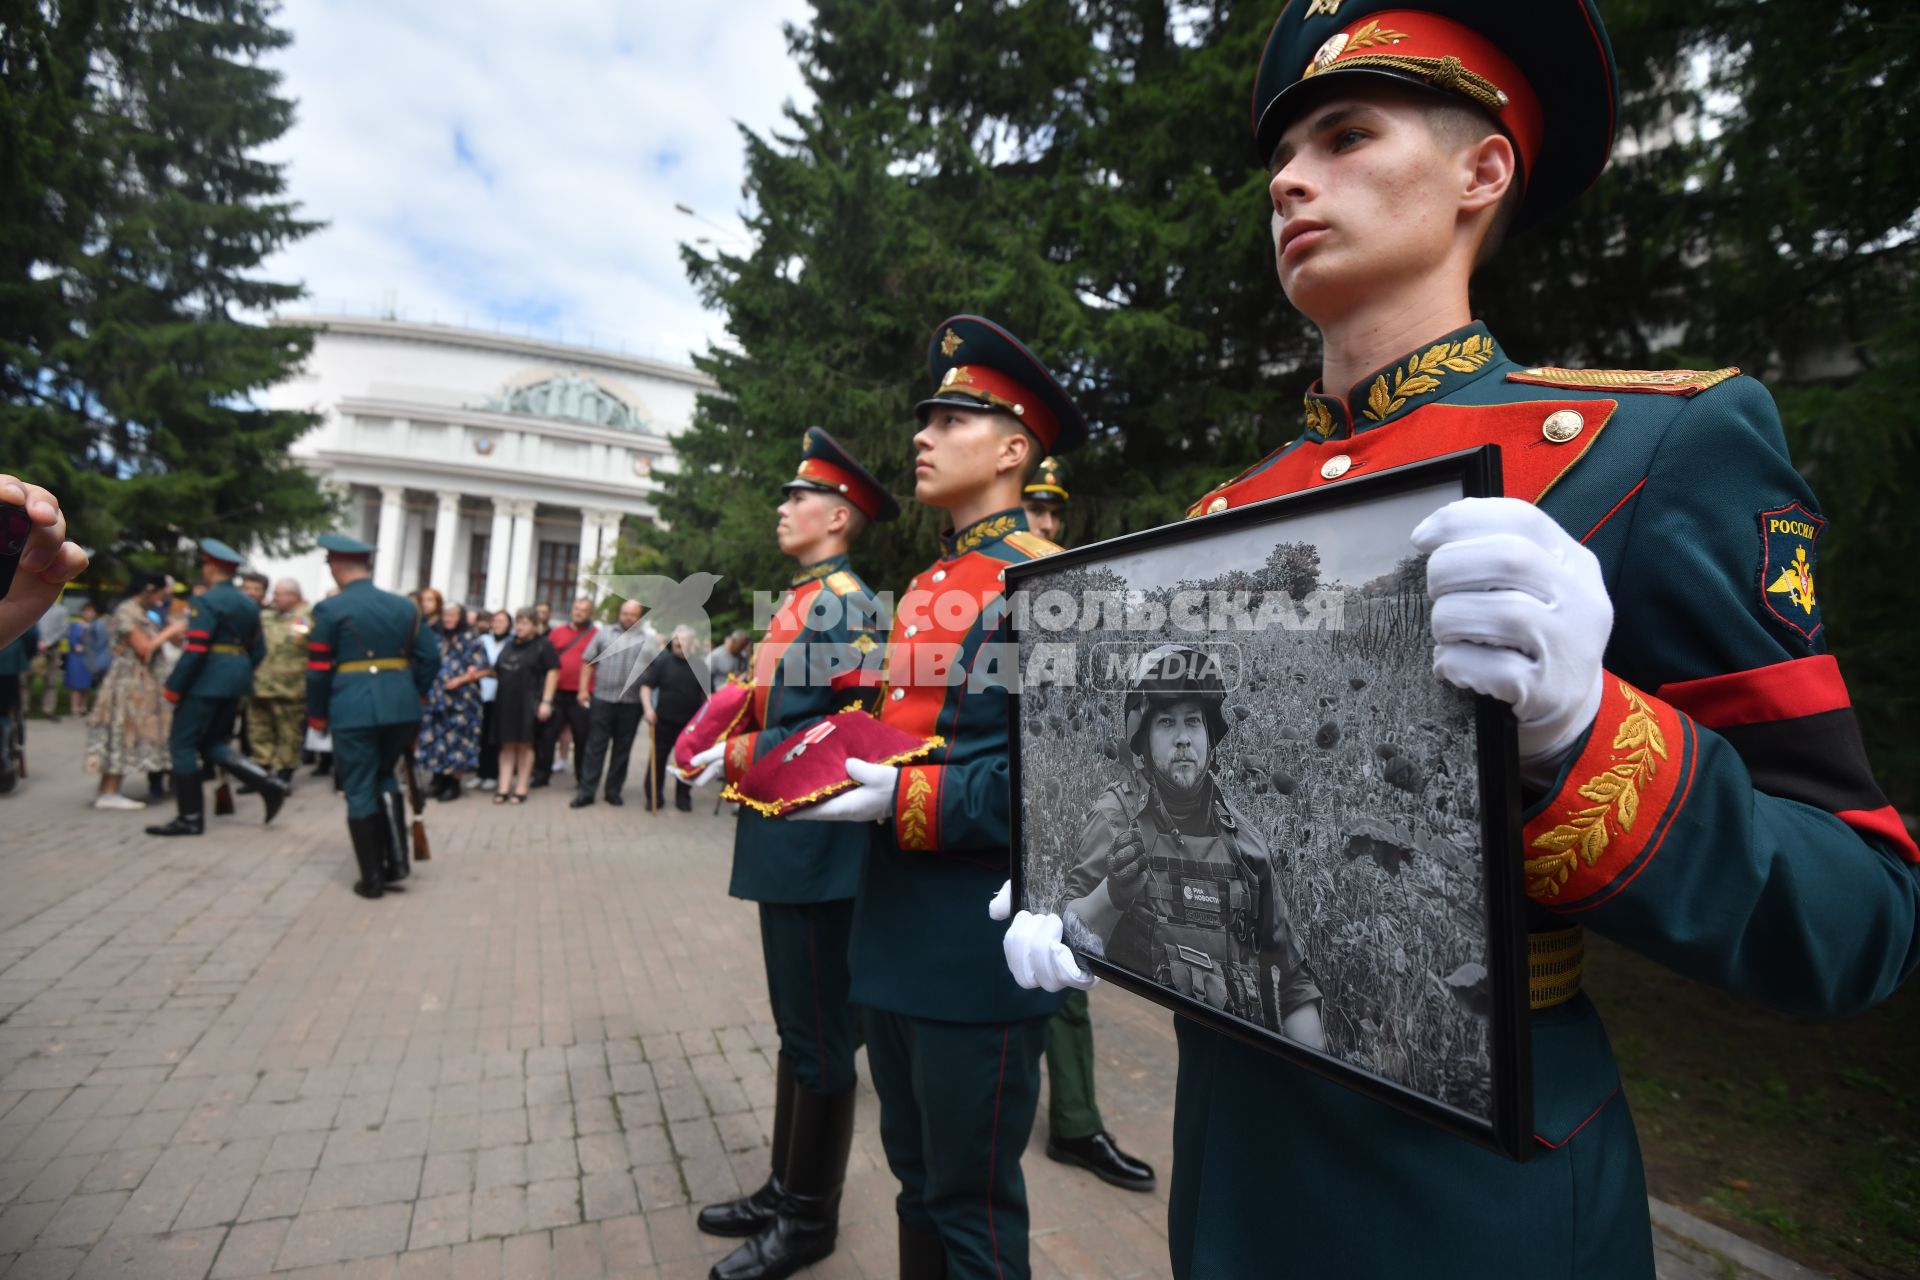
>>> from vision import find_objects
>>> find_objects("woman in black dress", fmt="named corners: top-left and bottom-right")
top-left (491, 607), bottom-right (559, 803)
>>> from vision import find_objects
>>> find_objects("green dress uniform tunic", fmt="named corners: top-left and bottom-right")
top-left (249, 603), bottom-right (312, 772)
top-left (164, 581), bottom-right (265, 775)
top-left (721, 553), bottom-right (883, 1093)
top-left (849, 509), bottom-right (1068, 1280)
top-left (1168, 320), bottom-right (1920, 1278)
top-left (304, 578), bottom-right (439, 821)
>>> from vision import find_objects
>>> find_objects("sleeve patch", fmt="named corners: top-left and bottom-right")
top-left (1757, 502), bottom-right (1824, 644)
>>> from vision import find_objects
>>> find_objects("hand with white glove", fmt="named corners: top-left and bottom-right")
top-left (989, 880), bottom-right (1012, 921)
top-left (789, 757), bottom-right (897, 822)
top-left (1411, 497), bottom-right (1613, 780)
top-left (1002, 908), bottom-right (1098, 992)
top-left (689, 742), bottom-right (726, 789)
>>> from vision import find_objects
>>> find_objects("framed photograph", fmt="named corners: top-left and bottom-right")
top-left (1006, 447), bottom-right (1530, 1159)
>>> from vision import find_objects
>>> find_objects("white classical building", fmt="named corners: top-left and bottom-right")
top-left (255, 315), bottom-right (714, 610)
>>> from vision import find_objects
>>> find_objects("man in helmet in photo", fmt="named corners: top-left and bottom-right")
top-left (1059, 644), bottom-right (1324, 1045)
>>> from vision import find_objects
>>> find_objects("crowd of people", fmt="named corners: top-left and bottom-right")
top-left (6, 562), bottom-right (749, 818)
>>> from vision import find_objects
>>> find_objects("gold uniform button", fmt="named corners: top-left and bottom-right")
top-left (890, 688), bottom-right (906, 702)
top-left (1320, 454), bottom-right (1352, 480)
top-left (1206, 497), bottom-right (1229, 515)
top-left (1543, 410), bottom-right (1584, 443)
top-left (932, 570), bottom-right (947, 583)
top-left (905, 625), bottom-right (918, 638)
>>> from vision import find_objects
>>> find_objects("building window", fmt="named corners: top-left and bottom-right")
top-left (468, 532), bottom-right (490, 607)
top-left (535, 540), bottom-right (578, 609)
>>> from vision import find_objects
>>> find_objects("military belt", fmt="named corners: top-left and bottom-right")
top-left (336, 657), bottom-right (410, 676)
top-left (208, 643), bottom-right (246, 655)
top-left (1529, 925), bottom-right (1584, 1010)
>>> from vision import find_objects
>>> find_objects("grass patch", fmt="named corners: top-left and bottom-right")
top-left (1589, 934), bottom-right (1920, 1279)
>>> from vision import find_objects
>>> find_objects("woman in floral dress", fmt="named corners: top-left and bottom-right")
top-left (417, 601), bottom-right (490, 801)
top-left (85, 571), bottom-right (185, 810)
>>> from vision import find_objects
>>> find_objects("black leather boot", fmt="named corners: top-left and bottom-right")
top-left (709, 1077), bottom-right (855, 1280)
top-left (699, 1054), bottom-right (795, 1238)
top-left (221, 756), bottom-right (287, 824)
top-left (348, 815), bottom-right (387, 899)
top-left (898, 1222), bottom-right (948, 1280)
top-left (380, 791), bottom-right (411, 885)
top-left (145, 772), bottom-right (205, 837)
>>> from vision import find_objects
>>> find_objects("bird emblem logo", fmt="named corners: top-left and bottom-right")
top-left (1766, 544), bottom-right (1816, 615)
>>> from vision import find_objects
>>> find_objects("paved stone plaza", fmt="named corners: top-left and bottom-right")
top-left (0, 719), bottom-right (1814, 1279)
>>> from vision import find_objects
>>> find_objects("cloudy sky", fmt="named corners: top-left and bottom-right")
top-left (260, 0), bottom-right (814, 367)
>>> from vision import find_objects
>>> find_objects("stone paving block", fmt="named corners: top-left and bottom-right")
top-left (631, 1165), bottom-right (685, 1215)
top-left (0, 1199), bottom-right (61, 1253)
top-left (595, 1215), bottom-right (650, 1270)
top-left (570, 1102), bottom-right (615, 1138)
top-left (73, 1226), bottom-right (224, 1280)
top-left (474, 1146), bottom-right (527, 1193)
top-left (394, 1245), bottom-right (453, 1280)
top-left (262, 1129), bottom-right (326, 1175)
top-left (522, 1077), bottom-right (568, 1109)
top-left (498, 1231), bottom-right (549, 1280)
top-left (303, 1156), bottom-right (421, 1213)
top-left (5, 1244), bottom-right (88, 1280)
top-left (524, 1107), bottom-right (571, 1145)
top-left (210, 1218), bottom-right (291, 1279)
top-left (470, 1185), bottom-right (527, 1240)
top-left (419, 1153), bottom-right (474, 1200)
top-left (18, 1156), bottom-right (94, 1205)
top-left (34, 1192), bottom-right (129, 1251)
top-left (477, 1111), bottom-right (527, 1150)
top-left (448, 1237), bottom-right (500, 1280)
top-left (108, 1110), bottom-right (183, 1152)
top-left (74, 1147), bottom-right (159, 1197)
top-left (276, 1202), bottom-right (412, 1270)
top-left (571, 1135), bottom-right (626, 1179)
top-left (578, 1172), bottom-right (637, 1225)
top-left (168, 1169), bottom-right (256, 1232)
top-left (237, 1168), bottom-right (309, 1223)
top-left (408, 1192), bottom-right (471, 1251)
top-left (524, 1180), bottom-right (579, 1232)
top-left (549, 1222), bottom-right (603, 1277)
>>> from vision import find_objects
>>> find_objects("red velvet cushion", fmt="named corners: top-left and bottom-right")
top-left (671, 678), bottom-right (757, 780)
top-left (723, 710), bottom-right (942, 816)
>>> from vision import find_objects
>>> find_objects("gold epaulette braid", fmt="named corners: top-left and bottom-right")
top-left (1529, 925), bottom-right (1585, 1010)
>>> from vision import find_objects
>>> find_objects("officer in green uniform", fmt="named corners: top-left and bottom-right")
top-left (791, 317), bottom-right (1082, 1280)
top-left (304, 534), bottom-right (440, 899)
top-left (687, 428), bottom-right (894, 1280)
top-left (248, 579), bottom-right (312, 786)
top-left (1002, 4), bottom-right (1920, 1276)
top-left (1014, 462), bottom-right (1157, 1193)
top-left (147, 538), bottom-right (287, 836)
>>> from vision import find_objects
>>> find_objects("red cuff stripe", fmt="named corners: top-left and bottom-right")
top-left (184, 644), bottom-right (208, 653)
top-left (186, 630), bottom-right (210, 638)
top-left (305, 661), bottom-right (332, 672)
top-left (308, 642), bottom-right (333, 653)
top-left (1657, 654), bottom-right (1848, 728)
top-left (1835, 805), bottom-right (1920, 865)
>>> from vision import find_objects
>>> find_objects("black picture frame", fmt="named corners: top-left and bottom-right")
top-left (1005, 447), bottom-right (1531, 1160)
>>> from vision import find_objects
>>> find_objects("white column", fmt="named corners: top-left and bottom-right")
top-left (449, 511), bottom-right (473, 605)
top-left (505, 500), bottom-right (538, 610)
top-left (374, 486), bottom-right (406, 590)
top-left (486, 503), bottom-right (513, 609)
top-left (429, 490), bottom-right (461, 598)
top-left (400, 507), bottom-right (426, 594)
top-left (575, 509), bottom-right (604, 599)
top-left (596, 511), bottom-right (623, 578)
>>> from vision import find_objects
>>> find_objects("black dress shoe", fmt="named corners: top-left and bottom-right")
top-left (1045, 1130), bottom-right (1156, 1191)
top-left (569, 795), bottom-right (594, 809)
top-left (605, 794), bottom-right (623, 807)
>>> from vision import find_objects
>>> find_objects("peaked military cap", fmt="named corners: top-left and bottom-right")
top-left (197, 536), bottom-right (246, 568)
top-left (1023, 457), bottom-right (1070, 506)
top-left (316, 533), bottom-right (378, 559)
top-left (1252, 2), bottom-right (1617, 231)
top-left (781, 427), bottom-right (900, 523)
top-left (916, 315), bottom-right (1087, 456)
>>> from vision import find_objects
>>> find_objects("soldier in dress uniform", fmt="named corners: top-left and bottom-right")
top-left (790, 316), bottom-right (1082, 1280)
top-left (146, 538), bottom-right (287, 836)
top-left (247, 579), bottom-right (312, 788)
top-left (1000, 4), bottom-right (1920, 1276)
top-left (1010, 461), bottom-right (1157, 1193)
top-left (686, 427), bottom-right (895, 1280)
top-left (304, 534), bottom-right (440, 899)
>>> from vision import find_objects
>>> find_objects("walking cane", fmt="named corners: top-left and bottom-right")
top-left (646, 716), bottom-right (656, 812)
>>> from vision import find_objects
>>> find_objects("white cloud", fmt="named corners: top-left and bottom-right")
top-left (259, 0), bottom-right (814, 366)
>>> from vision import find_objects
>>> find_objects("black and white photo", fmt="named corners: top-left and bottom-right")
top-left (1009, 451), bottom-right (1530, 1155)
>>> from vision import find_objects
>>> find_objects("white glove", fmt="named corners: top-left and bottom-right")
top-left (988, 880), bottom-right (1012, 921)
top-left (686, 742), bottom-right (726, 788)
top-left (1412, 497), bottom-right (1612, 778)
top-left (789, 757), bottom-right (897, 822)
top-left (1002, 910), bottom-right (1098, 992)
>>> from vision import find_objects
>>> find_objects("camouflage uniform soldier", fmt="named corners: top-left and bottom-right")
top-left (248, 578), bottom-right (312, 782)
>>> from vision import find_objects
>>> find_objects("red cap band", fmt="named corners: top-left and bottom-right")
top-left (795, 458), bottom-right (884, 521)
top-left (1302, 11), bottom-right (1542, 194)
top-left (934, 365), bottom-right (1060, 454)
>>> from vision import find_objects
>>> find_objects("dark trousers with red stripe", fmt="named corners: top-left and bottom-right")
top-left (759, 899), bottom-right (858, 1092)
top-left (864, 1008), bottom-right (1049, 1279)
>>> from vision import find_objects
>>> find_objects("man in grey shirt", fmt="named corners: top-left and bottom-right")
top-left (706, 629), bottom-right (750, 692)
top-left (570, 599), bottom-right (659, 808)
